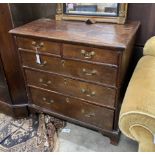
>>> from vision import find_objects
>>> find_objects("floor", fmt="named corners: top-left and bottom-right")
top-left (58, 123), bottom-right (138, 152)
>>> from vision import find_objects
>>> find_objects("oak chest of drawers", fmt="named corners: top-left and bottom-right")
top-left (10, 18), bottom-right (140, 144)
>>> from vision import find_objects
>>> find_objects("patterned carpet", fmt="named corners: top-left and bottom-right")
top-left (0, 113), bottom-right (65, 152)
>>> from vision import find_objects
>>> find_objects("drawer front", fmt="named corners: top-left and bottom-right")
top-left (25, 69), bottom-right (116, 107)
top-left (17, 37), bottom-right (61, 55)
top-left (63, 44), bottom-right (119, 65)
top-left (21, 52), bottom-right (117, 86)
top-left (30, 87), bottom-right (114, 130)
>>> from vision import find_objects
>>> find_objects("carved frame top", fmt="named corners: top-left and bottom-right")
top-left (55, 3), bottom-right (128, 24)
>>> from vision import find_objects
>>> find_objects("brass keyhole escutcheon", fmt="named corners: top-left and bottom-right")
top-left (61, 60), bottom-right (65, 67)
top-left (66, 97), bottom-right (70, 103)
top-left (39, 78), bottom-right (43, 83)
top-left (47, 80), bottom-right (52, 84)
top-left (64, 78), bottom-right (68, 85)
top-left (50, 99), bottom-right (54, 103)
top-left (42, 97), bottom-right (46, 101)
top-left (81, 109), bottom-right (85, 114)
top-left (32, 41), bottom-right (37, 46)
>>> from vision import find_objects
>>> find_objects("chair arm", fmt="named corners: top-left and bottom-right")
top-left (119, 112), bottom-right (155, 152)
top-left (130, 125), bottom-right (155, 152)
top-left (119, 55), bottom-right (155, 151)
top-left (144, 36), bottom-right (155, 56)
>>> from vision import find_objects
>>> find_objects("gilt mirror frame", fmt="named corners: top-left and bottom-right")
top-left (55, 3), bottom-right (128, 24)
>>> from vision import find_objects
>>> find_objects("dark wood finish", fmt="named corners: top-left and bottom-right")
top-left (20, 51), bottom-right (118, 87)
top-left (0, 4), bottom-right (27, 105)
top-left (30, 87), bottom-right (114, 130)
top-left (10, 18), bottom-right (139, 145)
top-left (0, 85), bottom-right (10, 104)
top-left (0, 56), bottom-right (11, 104)
top-left (9, 4), bottom-right (154, 47)
top-left (63, 44), bottom-right (119, 65)
top-left (29, 103), bottom-right (118, 139)
top-left (0, 59), bottom-right (28, 116)
top-left (17, 37), bottom-right (61, 55)
top-left (0, 100), bottom-right (14, 116)
top-left (25, 69), bottom-right (116, 108)
top-left (10, 19), bottom-right (139, 50)
top-left (0, 59), bottom-right (6, 88)
top-left (9, 4), bottom-right (56, 27)
top-left (0, 4), bottom-right (28, 117)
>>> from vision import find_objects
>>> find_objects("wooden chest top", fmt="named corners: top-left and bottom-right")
top-left (10, 18), bottom-right (140, 50)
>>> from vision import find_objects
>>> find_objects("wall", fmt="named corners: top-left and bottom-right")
top-left (127, 4), bottom-right (155, 73)
top-left (128, 4), bottom-right (155, 46)
top-left (9, 3), bottom-right (56, 27)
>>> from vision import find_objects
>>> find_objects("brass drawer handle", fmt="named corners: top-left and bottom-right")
top-left (32, 41), bottom-right (44, 48)
top-left (42, 97), bottom-right (46, 101)
top-left (82, 68), bottom-right (97, 76)
top-left (38, 60), bottom-right (47, 67)
top-left (81, 49), bottom-right (95, 59)
top-left (39, 42), bottom-right (44, 47)
top-left (81, 109), bottom-right (95, 117)
top-left (32, 41), bottom-right (37, 46)
top-left (85, 112), bottom-right (95, 118)
top-left (42, 97), bottom-right (54, 104)
top-left (66, 97), bottom-right (70, 103)
top-left (81, 88), bottom-right (96, 97)
top-left (39, 78), bottom-right (51, 86)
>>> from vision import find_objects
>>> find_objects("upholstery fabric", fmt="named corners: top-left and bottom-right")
top-left (119, 55), bottom-right (155, 152)
top-left (130, 125), bottom-right (155, 152)
top-left (143, 36), bottom-right (155, 56)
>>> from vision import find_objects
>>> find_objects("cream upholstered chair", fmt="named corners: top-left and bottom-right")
top-left (119, 36), bottom-right (155, 152)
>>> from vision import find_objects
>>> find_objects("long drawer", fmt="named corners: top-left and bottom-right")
top-left (30, 87), bottom-right (114, 130)
top-left (20, 51), bottom-right (118, 87)
top-left (25, 69), bottom-right (116, 108)
top-left (63, 43), bottom-right (119, 65)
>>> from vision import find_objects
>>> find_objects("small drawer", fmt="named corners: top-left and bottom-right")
top-left (21, 52), bottom-right (118, 87)
top-left (25, 69), bottom-right (116, 108)
top-left (17, 37), bottom-right (61, 55)
top-left (63, 44), bottom-right (119, 65)
top-left (30, 87), bottom-right (114, 130)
